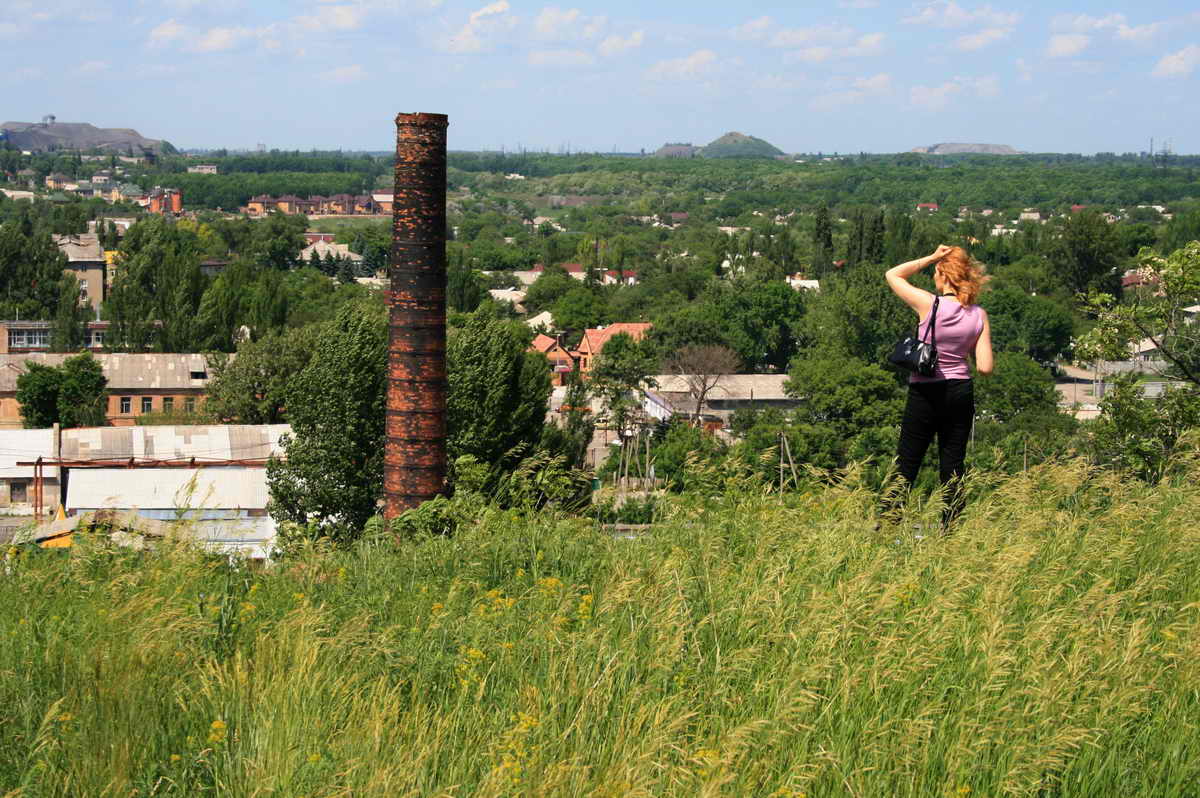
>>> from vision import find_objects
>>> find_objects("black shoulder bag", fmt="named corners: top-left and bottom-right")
top-left (888, 296), bottom-right (939, 377)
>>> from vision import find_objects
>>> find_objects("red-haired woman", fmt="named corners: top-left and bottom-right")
top-left (884, 245), bottom-right (993, 529)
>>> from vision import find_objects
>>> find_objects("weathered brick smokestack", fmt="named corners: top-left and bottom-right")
top-left (386, 112), bottom-right (448, 518)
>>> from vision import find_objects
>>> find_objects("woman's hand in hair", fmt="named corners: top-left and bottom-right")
top-left (929, 244), bottom-right (953, 262)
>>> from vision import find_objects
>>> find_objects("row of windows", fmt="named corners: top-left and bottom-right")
top-left (7, 329), bottom-right (106, 349)
top-left (117, 396), bottom-right (199, 414)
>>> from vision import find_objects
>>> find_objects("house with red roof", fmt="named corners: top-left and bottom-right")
top-left (529, 333), bottom-right (577, 386)
top-left (576, 323), bottom-right (653, 374)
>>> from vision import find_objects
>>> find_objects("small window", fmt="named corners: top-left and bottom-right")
top-left (185, 397), bottom-right (196, 413)
top-left (190, 371), bottom-right (207, 381)
top-left (11, 481), bottom-right (27, 504)
top-left (141, 397), bottom-right (153, 413)
top-left (119, 396), bottom-right (131, 414)
top-left (163, 397), bottom-right (174, 414)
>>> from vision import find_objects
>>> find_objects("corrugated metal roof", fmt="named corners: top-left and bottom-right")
top-left (0, 429), bottom-right (56, 479)
top-left (61, 424), bottom-right (290, 461)
top-left (52, 233), bottom-right (103, 262)
top-left (650, 374), bottom-right (793, 402)
top-left (0, 354), bottom-right (215, 392)
top-left (67, 468), bottom-right (270, 511)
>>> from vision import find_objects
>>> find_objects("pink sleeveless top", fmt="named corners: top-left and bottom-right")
top-left (910, 296), bottom-right (984, 382)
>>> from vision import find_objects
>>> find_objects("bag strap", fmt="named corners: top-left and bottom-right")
top-left (922, 296), bottom-right (940, 346)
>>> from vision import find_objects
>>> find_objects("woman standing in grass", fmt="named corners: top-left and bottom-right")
top-left (884, 245), bottom-right (993, 529)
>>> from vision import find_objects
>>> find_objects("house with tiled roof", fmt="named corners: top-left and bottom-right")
top-left (530, 333), bottom-right (577, 386)
top-left (576, 323), bottom-right (653, 374)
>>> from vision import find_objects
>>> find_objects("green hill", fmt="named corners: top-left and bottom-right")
top-left (699, 131), bottom-right (785, 159)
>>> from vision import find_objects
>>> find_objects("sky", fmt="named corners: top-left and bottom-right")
top-left (2, 0), bottom-right (1198, 154)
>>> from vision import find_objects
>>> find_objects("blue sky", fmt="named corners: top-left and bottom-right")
top-left (2, 0), bottom-right (1198, 153)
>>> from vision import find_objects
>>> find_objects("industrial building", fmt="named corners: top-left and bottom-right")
top-left (7, 424), bottom-right (289, 558)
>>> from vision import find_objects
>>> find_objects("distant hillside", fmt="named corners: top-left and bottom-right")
top-left (699, 132), bottom-right (784, 159)
top-left (0, 121), bottom-right (172, 155)
top-left (911, 142), bottom-right (1021, 155)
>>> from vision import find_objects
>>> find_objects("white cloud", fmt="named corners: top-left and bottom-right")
top-left (1046, 33), bottom-right (1089, 58)
top-left (910, 81), bottom-right (962, 109)
top-left (532, 6), bottom-right (604, 41)
top-left (854, 72), bottom-right (893, 92)
top-left (193, 25), bottom-right (254, 52)
top-left (790, 47), bottom-right (834, 64)
top-left (528, 48), bottom-right (595, 67)
top-left (731, 16), bottom-right (771, 42)
top-left (954, 26), bottom-right (1011, 51)
top-left (294, 4), bottom-right (365, 32)
top-left (847, 32), bottom-right (884, 55)
top-left (534, 6), bottom-right (577, 38)
top-left (771, 23), bottom-right (854, 48)
top-left (148, 17), bottom-right (186, 46)
top-left (321, 64), bottom-right (366, 83)
top-left (1152, 44), bottom-right (1200, 78)
top-left (439, 0), bottom-right (515, 53)
top-left (1015, 57), bottom-right (1032, 82)
top-left (903, 1), bottom-right (1019, 29)
top-left (597, 29), bottom-right (643, 57)
top-left (75, 60), bottom-right (109, 74)
top-left (910, 74), bottom-right (998, 108)
top-left (784, 31), bottom-right (882, 62)
top-left (645, 49), bottom-right (717, 81)
top-left (810, 72), bottom-right (892, 110)
top-left (838, 0), bottom-right (879, 7)
top-left (1052, 13), bottom-right (1162, 43)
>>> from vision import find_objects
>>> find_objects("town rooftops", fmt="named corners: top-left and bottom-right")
top-left (60, 424), bottom-right (290, 462)
top-left (299, 239), bottom-right (363, 262)
top-left (0, 353), bottom-right (214, 393)
top-left (531, 333), bottom-right (559, 353)
top-left (651, 374), bottom-right (792, 401)
top-left (52, 232), bottom-right (103, 262)
top-left (0, 428), bottom-right (55, 479)
top-left (68, 467), bottom-right (270, 510)
top-left (579, 323), bottom-right (653, 354)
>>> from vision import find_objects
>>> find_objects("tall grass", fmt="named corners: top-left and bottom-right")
top-left (2, 460), bottom-right (1200, 796)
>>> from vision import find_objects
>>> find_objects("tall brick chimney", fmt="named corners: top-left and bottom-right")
top-left (385, 113), bottom-right (448, 519)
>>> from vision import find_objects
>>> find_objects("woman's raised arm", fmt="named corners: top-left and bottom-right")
top-left (885, 245), bottom-right (951, 316)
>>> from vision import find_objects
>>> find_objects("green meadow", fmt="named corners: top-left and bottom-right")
top-left (3, 460), bottom-right (1199, 796)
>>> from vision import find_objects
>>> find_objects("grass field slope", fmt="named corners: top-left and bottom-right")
top-left (2, 460), bottom-right (1199, 796)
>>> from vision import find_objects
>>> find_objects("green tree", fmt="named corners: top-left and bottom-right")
top-left (205, 325), bottom-right (322, 424)
top-left (50, 274), bottom-right (90, 352)
top-left (1077, 242), bottom-right (1200, 386)
top-left (811, 204), bottom-right (834, 276)
top-left (249, 211), bottom-right (306, 270)
top-left (1086, 375), bottom-right (1200, 483)
top-left (267, 303), bottom-right (387, 541)
top-left (447, 259), bottom-right (486, 312)
top-left (591, 332), bottom-right (658, 439)
top-left (785, 353), bottom-right (902, 439)
top-left (1046, 209), bottom-right (1123, 296)
top-left (56, 352), bottom-right (108, 428)
top-left (15, 363), bottom-right (62, 429)
top-left (446, 312), bottom-right (552, 467)
top-left (15, 353), bottom-right (107, 428)
top-left (979, 283), bottom-right (1075, 363)
top-left (973, 352), bottom-right (1058, 424)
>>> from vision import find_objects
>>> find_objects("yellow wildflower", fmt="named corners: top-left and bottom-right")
top-left (307, 753), bottom-right (321, 764)
top-left (170, 754), bottom-right (182, 763)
